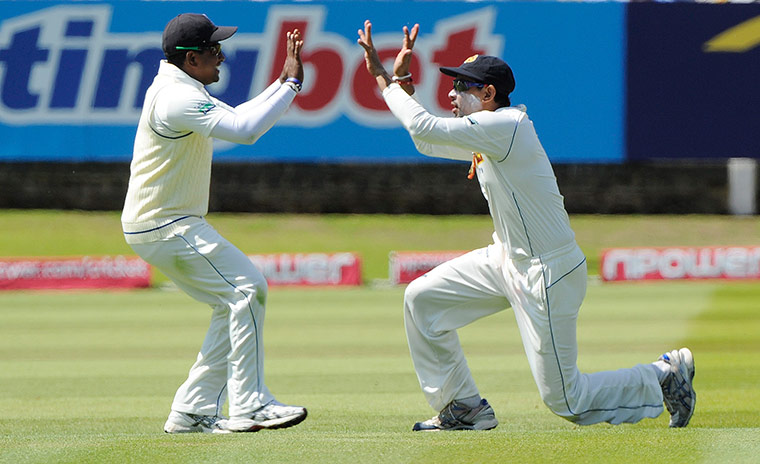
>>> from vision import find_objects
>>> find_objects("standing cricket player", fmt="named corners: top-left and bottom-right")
top-left (358, 21), bottom-right (696, 431)
top-left (122, 13), bottom-right (307, 433)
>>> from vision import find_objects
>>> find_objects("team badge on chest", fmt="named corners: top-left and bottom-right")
top-left (467, 153), bottom-right (484, 180)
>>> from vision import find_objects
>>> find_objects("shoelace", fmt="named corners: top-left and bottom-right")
top-left (189, 414), bottom-right (223, 428)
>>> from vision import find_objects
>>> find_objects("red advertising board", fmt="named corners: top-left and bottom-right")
top-left (600, 246), bottom-right (760, 282)
top-left (389, 251), bottom-right (467, 285)
top-left (0, 256), bottom-right (151, 290)
top-left (248, 252), bottom-right (362, 286)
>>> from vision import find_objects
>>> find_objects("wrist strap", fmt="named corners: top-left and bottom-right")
top-left (285, 77), bottom-right (302, 92)
top-left (391, 73), bottom-right (413, 84)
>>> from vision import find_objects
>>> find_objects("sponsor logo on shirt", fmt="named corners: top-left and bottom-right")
top-left (195, 102), bottom-right (216, 115)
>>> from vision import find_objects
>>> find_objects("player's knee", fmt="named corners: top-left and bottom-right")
top-left (541, 396), bottom-right (581, 423)
top-left (404, 276), bottom-right (435, 306)
top-left (253, 279), bottom-right (268, 307)
top-left (404, 278), bottom-right (446, 338)
top-left (230, 276), bottom-right (268, 313)
top-left (403, 277), bottom-right (436, 319)
top-left (539, 387), bottom-right (583, 423)
top-left (256, 277), bottom-right (268, 298)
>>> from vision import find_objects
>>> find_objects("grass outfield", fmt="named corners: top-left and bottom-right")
top-left (0, 211), bottom-right (759, 462)
top-left (1, 284), bottom-right (759, 463)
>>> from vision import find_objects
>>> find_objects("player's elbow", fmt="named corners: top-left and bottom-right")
top-left (405, 116), bottom-right (440, 141)
top-left (406, 124), bottom-right (423, 138)
top-left (406, 121), bottom-right (432, 140)
top-left (231, 132), bottom-right (261, 145)
top-left (220, 136), bottom-right (255, 145)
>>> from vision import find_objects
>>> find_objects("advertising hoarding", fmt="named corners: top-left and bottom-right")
top-left (4, 2), bottom-right (755, 164)
top-left (0, 1), bottom-right (625, 163)
top-left (248, 252), bottom-right (362, 286)
top-left (0, 255), bottom-right (151, 290)
top-left (601, 246), bottom-right (760, 282)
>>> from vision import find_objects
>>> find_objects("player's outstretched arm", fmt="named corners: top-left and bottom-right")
top-left (211, 29), bottom-right (303, 145)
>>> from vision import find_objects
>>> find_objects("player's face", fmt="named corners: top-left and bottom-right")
top-left (190, 43), bottom-right (225, 85)
top-left (448, 78), bottom-right (485, 117)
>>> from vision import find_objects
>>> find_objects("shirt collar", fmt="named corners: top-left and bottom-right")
top-left (158, 60), bottom-right (205, 90)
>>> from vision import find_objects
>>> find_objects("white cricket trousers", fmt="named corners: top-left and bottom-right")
top-left (130, 219), bottom-right (273, 418)
top-left (404, 242), bottom-right (664, 425)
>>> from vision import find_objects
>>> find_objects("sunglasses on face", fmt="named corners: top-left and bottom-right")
top-left (176, 43), bottom-right (223, 57)
top-left (453, 79), bottom-right (484, 93)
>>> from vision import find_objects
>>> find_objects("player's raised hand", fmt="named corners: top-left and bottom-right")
top-left (357, 20), bottom-right (387, 77)
top-left (280, 29), bottom-right (304, 83)
top-left (393, 23), bottom-right (418, 78)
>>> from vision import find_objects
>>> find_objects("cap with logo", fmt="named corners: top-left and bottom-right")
top-left (440, 55), bottom-right (516, 97)
top-left (162, 13), bottom-right (237, 57)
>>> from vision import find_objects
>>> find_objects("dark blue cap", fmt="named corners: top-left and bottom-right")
top-left (162, 13), bottom-right (237, 57)
top-left (440, 55), bottom-right (516, 97)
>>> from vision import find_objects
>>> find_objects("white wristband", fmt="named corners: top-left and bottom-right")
top-left (391, 73), bottom-right (413, 83)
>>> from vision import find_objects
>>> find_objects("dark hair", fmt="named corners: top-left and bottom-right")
top-left (495, 92), bottom-right (511, 108)
top-left (166, 52), bottom-right (187, 67)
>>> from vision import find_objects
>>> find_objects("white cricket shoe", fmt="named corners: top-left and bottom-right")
top-left (658, 347), bottom-right (696, 427)
top-left (163, 411), bottom-right (229, 434)
top-left (224, 401), bottom-right (308, 432)
top-left (412, 398), bottom-right (498, 431)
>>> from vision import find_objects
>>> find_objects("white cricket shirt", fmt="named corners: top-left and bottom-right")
top-left (383, 83), bottom-right (575, 259)
top-left (122, 61), bottom-right (294, 243)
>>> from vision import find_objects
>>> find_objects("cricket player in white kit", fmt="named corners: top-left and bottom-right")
top-left (122, 14), bottom-right (307, 433)
top-left (358, 21), bottom-right (696, 431)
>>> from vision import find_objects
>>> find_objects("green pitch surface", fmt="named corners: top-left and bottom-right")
top-left (1, 283), bottom-right (759, 463)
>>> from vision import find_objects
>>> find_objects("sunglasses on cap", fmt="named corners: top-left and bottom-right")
top-left (175, 43), bottom-right (223, 57)
top-left (453, 79), bottom-right (484, 93)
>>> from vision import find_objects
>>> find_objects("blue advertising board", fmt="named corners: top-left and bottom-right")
top-left (626, 4), bottom-right (760, 160)
top-left (0, 1), bottom-right (625, 163)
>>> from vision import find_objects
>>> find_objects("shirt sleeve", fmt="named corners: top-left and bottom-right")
top-left (156, 85), bottom-right (228, 138)
top-left (155, 81), bottom-right (297, 145)
top-left (209, 84), bottom-right (296, 145)
top-left (382, 83), bottom-right (521, 161)
top-left (233, 80), bottom-right (282, 113)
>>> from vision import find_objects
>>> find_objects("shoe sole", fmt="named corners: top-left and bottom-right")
top-left (164, 411), bottom-right (230, 434)
top-left (412, 418), bottom-right (499, 432)
top-left (227, 409), bottom-right (308, 433)
top-left (680, 347), bottom-right (695, 381)
top-left (260, 409), bottom-right (308, 430)
top-left (670, 348), bottom-right (696, 428)
top-left (473, 418), bottom-right (499, 430)
top-left (164, 426), bottom-right (205, 434)
top-left (164, 420), bottom-right (221, 434)
top-left (165, 424), bottom-right (222, 434)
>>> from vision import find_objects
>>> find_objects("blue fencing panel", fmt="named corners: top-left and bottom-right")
top-left (626, 4), bottom-right (760, 160)
top-left (0, 1), bottom-right (624, 163)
